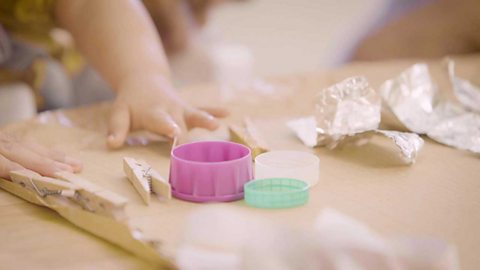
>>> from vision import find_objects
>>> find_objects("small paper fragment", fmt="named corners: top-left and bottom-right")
top-left (286, 116), bottom-right (317, 147)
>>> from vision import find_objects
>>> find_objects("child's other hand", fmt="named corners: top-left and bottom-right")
top-left (0, 132), bottom-right (83, 179)
top-left (107, 74), bottom-right (228, 149)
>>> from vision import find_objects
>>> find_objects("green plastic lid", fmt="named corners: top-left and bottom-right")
top-left (244, 178), bottom-right (309, 209)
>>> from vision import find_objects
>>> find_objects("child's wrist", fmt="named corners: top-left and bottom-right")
top-left (116, 70), bottom-right (173, 94)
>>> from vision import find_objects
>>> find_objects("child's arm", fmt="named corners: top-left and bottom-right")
top-left (55, 0), bottom-right (226, 148)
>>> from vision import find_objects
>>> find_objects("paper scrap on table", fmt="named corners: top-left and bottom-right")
top-left (176, 206), bottom-right (459, 270)
top-left (287, 76), bottom-right (424, 164)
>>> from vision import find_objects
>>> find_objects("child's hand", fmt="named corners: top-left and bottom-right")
top-left (0, 132), bottom-right (83, 179)
top-left (107, 73), bottom-right (228, 149)
top-left (56, 0), bottom-right (228, 149)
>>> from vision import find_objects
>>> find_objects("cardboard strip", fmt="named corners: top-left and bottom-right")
top-left (0, 178), bottom-right (176, 269)
top-left (55, 172), bottom-right (128, 220)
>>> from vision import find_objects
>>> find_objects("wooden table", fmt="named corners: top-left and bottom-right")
top-left (1, 55), bottom-right (479, 269)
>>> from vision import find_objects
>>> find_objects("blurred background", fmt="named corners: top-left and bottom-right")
top-left (0, 0), bottom-right (479, 126)
top-left (171, 0), bottom-right (431, 85)
top-left (204, 0), bottom-right (387, 76)
top-left (171, 0), bottom-right (480, 84)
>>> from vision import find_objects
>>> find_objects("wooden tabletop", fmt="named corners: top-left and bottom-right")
top-left (1, 55), bottom-right (479, 269)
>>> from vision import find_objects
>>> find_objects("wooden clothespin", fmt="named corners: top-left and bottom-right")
top-left (229, 117), bottom-right (269, 158)
top-left (54, 171), bottom-right (128, 220)
top-left (10, 170), bottom-right (77, 198)
top-left (123, 157), bottom-right (171, 205)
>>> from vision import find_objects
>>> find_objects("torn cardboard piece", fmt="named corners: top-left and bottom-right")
top-left (0, 172), bottom-right (176, 269)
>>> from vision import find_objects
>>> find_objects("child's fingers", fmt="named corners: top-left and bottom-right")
top-left (185, 109), bottom-right (220, 131)
top-left (0, 141), bottom-right (73, 177)
top-left (23, 141), bottom-right (83, 173)
top-left (0, 154), bottom-right (24, 179)
top-left (108, 101), bottom-right (131, 149)
top-left (197, 106), bottom-right (229, 118)
top-left (170, 110), bottom-right (189, 144)
top-left (144, 108), bottom-right (181, 139)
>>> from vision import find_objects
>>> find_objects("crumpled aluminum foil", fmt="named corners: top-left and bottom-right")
top-left (287, 76), bottom-right (424, 164)
top-left (315, 76), bottom-right (381, 145)
top-left (381, 62), bottom-right (480, 154)
top-left (375, 130), bottom-right (424, 164)
top-left (380, 64), bottom-right (438, 134)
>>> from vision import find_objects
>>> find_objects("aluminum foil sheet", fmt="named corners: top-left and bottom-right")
top-left (287, 76), bottom-right (424, 164)
top-left (315, 76), bottom-right (381, 145)
top-left (427, 113), bottom-right (480, 154)
top-left (448, 60), bottom-right (480, 114)
top-left (375, 130), bottom-right (424, 164)
top-left (381, 62), bottom-right (480, 154)
top-left (380, 63), bottom-right (438, 134)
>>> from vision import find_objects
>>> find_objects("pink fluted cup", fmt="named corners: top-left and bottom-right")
top-left (169, 141), bottom-right (253, 202)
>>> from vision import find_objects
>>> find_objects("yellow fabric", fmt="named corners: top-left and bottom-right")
top-left (0, 0), bottom-right (56, 40)
top-left (0, 0), bottom-right (85, 110)
top-left (0, 0), bottom-right (84, 76)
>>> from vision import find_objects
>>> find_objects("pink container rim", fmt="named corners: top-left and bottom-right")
top-left (169, 140), bottom-right (253, 202)
top-left (171, 141), bottom-right (252, 165)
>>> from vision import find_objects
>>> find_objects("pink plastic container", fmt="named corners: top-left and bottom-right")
top-left (169, 141), bottom-right (253, 202)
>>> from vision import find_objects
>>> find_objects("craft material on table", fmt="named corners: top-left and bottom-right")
top-left (229, 117), bottom-right (269, 158)
top-left (381, 62), bottom-right (480, 154)
top-left (123, 157), bottom-right (171, 205)
top-left (1, 170), bottom-right (175, 268)
top-left (169, 141), bottom-right (253, 202)
top-left (287, 76), bottom-right (424, 164)
top-left (54, 171), bottom-right (129, 220)
top-left (254, 150), bottom-right (320, 187)
top-left (1, 55), bottom-right (480, 269)
top-left (244, 178), bottom-right (309, 208)
top-left (448, 60), bottom-right (480, 114)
